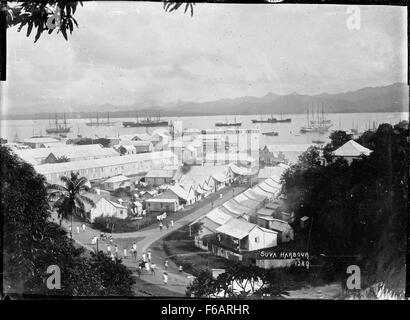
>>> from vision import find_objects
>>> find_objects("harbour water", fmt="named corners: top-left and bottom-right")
top-left (1, 112), bottom-right (408, 146)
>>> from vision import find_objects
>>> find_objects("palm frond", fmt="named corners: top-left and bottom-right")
top-left (79, 194), bottom-right (96, 208)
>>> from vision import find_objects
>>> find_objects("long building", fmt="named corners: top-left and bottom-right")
top-left (35, 150), bottom-right (178, 184)
top-left (14, 144), bottom-right (119, 165)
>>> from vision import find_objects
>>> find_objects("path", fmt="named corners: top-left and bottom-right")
top-left (51, 185), bottom-right (246, 296)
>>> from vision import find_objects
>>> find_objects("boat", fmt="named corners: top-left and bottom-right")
top-left (86, 113), bottom-right (116, 126)
top-left (300, 108), bottom-right (332, 133)
top-left (46, 113), bottom-right (71, 134)
top-left (122, 113), bottom-right (169, 128)
top-left (215, 117), bottom-right (242, 127)
top-left (252, 113), bottom-right (291, 123)
top-left (262, 131), bottom-right (279, 136)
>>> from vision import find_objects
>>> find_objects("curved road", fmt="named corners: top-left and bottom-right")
top-left (51, 186), bottom-right (245, 296)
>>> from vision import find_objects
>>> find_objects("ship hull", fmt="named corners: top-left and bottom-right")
top-left (46, 128), bottom-right (71, 134)
top-left (86, 122), bottom-right (117, 127)
top-left (122, 121), bottom-right (169, 128)
top-left (215, 123), bottom-right (242, 127)
top-left (252, 119), bottom-right (291, 123)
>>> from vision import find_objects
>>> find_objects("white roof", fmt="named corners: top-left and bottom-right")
top-left (258, 166), bottom-right (289, 180)
top-left (205, 208), bottom-right (234, 225)
top-left (168, 184), bottom-right (192, 201)
top-left (333, 140), bottom-right (372, 157)
top-left (103, 175), bottom-right (130, 184)
top-left (109, 200), bottom-right (127, 209)
top-left (23, 137), bottom-right (60, 144)
top-left (34, 151), bottom-right (177, 175)
top-left (216, 218), bottom-right (257, 239)
top-left (229, 163), bottom-right (253, 176)
top-left (145, 169), bottom-right (176, 179)
top-left (216, 219), bottom-right (275, 239)
top-left (15, 145), bottom-right (119, 165)
top-left (145, 198), bottom-right (177, 203)
top-left (266, 218), bottom-right (292, 233)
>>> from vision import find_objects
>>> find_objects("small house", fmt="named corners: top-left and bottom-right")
top-left (83, 192), bottom-right (128, 222)
top-left (332, 140), bottom-right (372, 164)
top-left (102, 175), bottom-right (131, 191)
top-left (144, 169), bottom-right (176, 186)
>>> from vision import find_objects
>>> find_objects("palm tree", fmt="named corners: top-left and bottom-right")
top-left (47, 172), bottom-right (95, 239)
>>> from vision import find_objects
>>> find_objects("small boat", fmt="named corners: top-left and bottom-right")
top-left (262, 131), bottom-right (279, 136)
top-left (215, 117), bottom-right (242, 127)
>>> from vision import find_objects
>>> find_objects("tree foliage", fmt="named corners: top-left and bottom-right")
top-left (1, 146), bottom-right (135, 296)
top-left (186, 262), bottom-right (288, 298)
top-left (281, 122), bottom-right (409, 289)
top-left (3, 1), bottom-right (195, 43)
top-left (4, 1), bottom-right (82, 42)
top-left (47, 171), bottom-right (95, 223)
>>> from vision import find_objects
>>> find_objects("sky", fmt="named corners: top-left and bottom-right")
top-left (1, 2), bottom-right (408, 115)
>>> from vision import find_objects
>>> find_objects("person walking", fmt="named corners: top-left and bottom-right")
top-left (163, 272), bottom-right (168, 285)
top-left (170, 220), bottom-right (174, 228)
top-left (107, 245), bottom-right (111, 255)
top-left (159, 222), bottom-right (163, 231)
top-left (110, 252), bottom-right (115, 261)
top-left (166, 221), bottom-right (169, 230)
top-left (123, 248), bottom-right (127, 259)
top-left (82, 223), bottom-right (86, 232)
top-left (76, 226), bottom-right (80, 234)
top-left (142, 252), bottom-right (146, 263)
top-left (179, 265), bottom-right (183, 273)
top-left (150, 263), bottom-right (156, 276)
top-left (132, 243), bottom-right (137, 261)
top-left (147, 250), bottom-right (152, 263)
top-left (114, 245), bottom-right (118, 258)
top-left (164, 259), bottom-right (168, 271)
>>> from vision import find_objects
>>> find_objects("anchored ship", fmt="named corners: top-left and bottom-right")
top-left (122, 113), bottom-right (169, 128)
top-left (46, 113), bottom-right (71, 134)
top-left (86, 113), bottom-right (116, 126)
top-left (215, 117), bottom-right (242, 127)
top-left (300, 108), bottom-right (332, 133)
top-left (252, 113), bottom-right (291, 123)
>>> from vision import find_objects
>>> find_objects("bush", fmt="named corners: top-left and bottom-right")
top-left (93, 216), bottom-right (138, 233)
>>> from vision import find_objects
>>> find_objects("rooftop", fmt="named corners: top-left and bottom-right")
top-left (145, 169), bottom-right (176, 179)
top-left (103, 175), bottom-right (130, 184)
top-left (333, 140), bottom-right (372, 157)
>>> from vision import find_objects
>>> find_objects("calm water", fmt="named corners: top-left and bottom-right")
top-left (1, 112), bottom-right (408, 146)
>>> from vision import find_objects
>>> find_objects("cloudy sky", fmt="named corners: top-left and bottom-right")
top-left (1, 2), bottom-right (407, 115)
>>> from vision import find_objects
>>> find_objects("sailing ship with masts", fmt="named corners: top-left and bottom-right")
top-left (122, 112), bottom-right (169, 128)
top-left (86, 112), bottom-right (116, 126)
top-left (46, 113), bottom-right (71, 134)
top-left (300, 107), bottom-right (332, 133)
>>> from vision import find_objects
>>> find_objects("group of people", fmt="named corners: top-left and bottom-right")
top-left (68, 223), bottom-right (87, 235)
top-left (159, 219), bottom-right (174, 231)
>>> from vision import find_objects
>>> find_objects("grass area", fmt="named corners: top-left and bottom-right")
top-left (160, 225), bottom-right (229, 277)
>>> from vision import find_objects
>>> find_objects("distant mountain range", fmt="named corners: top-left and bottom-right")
top-left (4, 82), bottom-right (408, 120)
